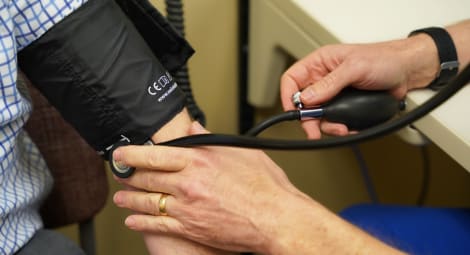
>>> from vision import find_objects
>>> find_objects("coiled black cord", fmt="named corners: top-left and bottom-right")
top-left (160, 64), bottom-right (470, 149)
top-left (165, 0), bottom-right (206, 126)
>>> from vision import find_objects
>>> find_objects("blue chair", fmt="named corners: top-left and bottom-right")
top-left (340, 204), bottom-right (470, 254)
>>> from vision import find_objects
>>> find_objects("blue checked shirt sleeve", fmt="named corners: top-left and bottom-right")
top-left (1, 1), bottom-right (87, 254)
top-left (13, 0), bottom-right (88, 50)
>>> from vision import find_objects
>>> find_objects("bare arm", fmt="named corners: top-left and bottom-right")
top-left (280, 19), bottom-right (470, 138)
top-left (113, 121), bottom-right (405, 254)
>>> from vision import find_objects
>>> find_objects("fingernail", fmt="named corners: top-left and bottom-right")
top-left (113, 192), bottom-right (123, 205)
top-left (125, 216), bottom-right (136, 228)
top-left (113, 148), bottom-right (122, 162)
top-left (301, 87), bottom-right (316, 102)
top-left (112, 149), bottom-right (129, 172)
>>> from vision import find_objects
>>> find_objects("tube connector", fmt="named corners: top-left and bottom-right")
top-left (299, 108), bottom-right (324, 120)
top-left (292, 91), bottom-right (303, 109)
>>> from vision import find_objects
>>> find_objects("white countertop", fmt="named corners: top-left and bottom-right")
top-left (292, 0), bottom-right (470, 43)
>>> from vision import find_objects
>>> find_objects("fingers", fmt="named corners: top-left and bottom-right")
top-left (115, 191), bottom-right (186, 235)
top-left (299, 64), bottom-right (356, 107)
top-left (281, 46), bottom-right (363, 109)
top-left (282, 62), bottom-right (354, 139)
top-left (280, 69), bottom-right (307, 110)
top-left (301, 120), bottom-right (322, 139)
top-left (320, 122), bottom-right (350, 136)
top-left (113, 145), bottom-right (190, 172)
top-left (280, 47), bottom-right (359, 140)
top-left (118, 169), bottom-right (182, 195)
top-left (114, 190), bottom-right (177, 217)
top-left (301, 120), bottom-right (351, 138)
top-left (280, 56), bottom-right (325, 110)
top-left (125, 214), bottom-right (183, 234)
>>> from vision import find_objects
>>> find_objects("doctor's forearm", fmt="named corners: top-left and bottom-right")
top-left (263, 195), bottom-right (405, 255)
top-left (447, 19), bottom-right (470, 70)
top-left (406, 19), bottom-right (470, 91)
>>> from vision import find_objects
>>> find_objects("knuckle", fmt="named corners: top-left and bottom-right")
top-left (143, 172), bottom-right (158, 191)
top-left (145, 149), bottom-right (160, 169)
top-left (345, 57), bottom-right (368, 76)
top-left (318, 73), bottom-right (336, 90)
top-left (171, 151), bottom-right (187, 167)
top-left (178, 179), bottom-right (207, 202)
top-left (175, 151), bottom-right (212, 201)
top-left (146, 194), bottom-right (160, 215)
top-left (282, 67), bottom-right (306, 88)
top-left (152, 218), bottom-right (171, 233)
top-left (280, 71), bottom-right (293, 86)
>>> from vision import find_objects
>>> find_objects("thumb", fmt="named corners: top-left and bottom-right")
top-left (188, 121), bottom-right (210, 135)
top-left (300, 65), bottom-right (353, 106)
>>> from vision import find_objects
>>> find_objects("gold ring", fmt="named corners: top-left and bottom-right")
top-left (158, 193), bottom-right (169, 216)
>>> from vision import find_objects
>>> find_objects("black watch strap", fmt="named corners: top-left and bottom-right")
top-left (409, 27), bottom-right (459, 90)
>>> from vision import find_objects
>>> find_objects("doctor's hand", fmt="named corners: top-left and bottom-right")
top-left (112, 122), bottom-right (405, 254)
top-left (112, 121), bottom-right (404, 254)
top-left (112, 121), bottom-right (307, 254)
top-left (280, 35), bottom-right (439, 139)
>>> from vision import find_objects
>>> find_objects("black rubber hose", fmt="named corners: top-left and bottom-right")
top-left (165, 0), bottom-right (206, 126)
top-left (244, 110), bottom-right (300, 136)
top-left (160, 64), bottom-right (470, 149)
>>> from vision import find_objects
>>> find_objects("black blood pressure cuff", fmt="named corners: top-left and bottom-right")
top-left (114, 0), bottom-right (194, 72)
top-left (18, 0), bottom-right (193, 157)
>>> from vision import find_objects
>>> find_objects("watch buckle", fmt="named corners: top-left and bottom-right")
top-left (438, 60), bottom-right (459, 76)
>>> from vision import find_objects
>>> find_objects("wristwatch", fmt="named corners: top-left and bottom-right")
top-left (409, 27), bottom-right (459, 90)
